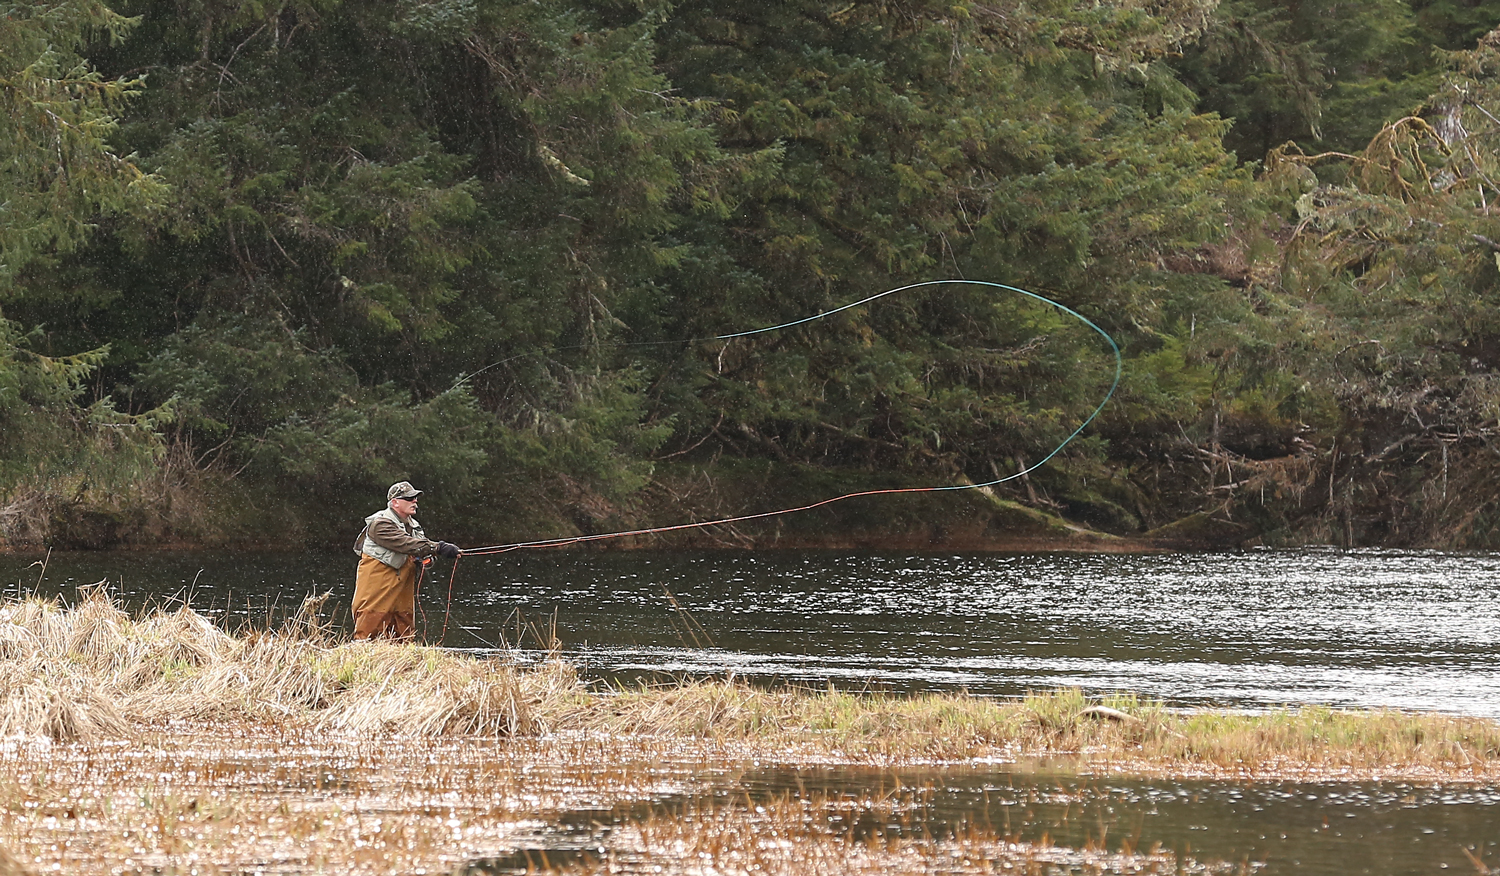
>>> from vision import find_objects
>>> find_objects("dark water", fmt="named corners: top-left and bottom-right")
top-left (5, 547), bottom-right (1500, 874)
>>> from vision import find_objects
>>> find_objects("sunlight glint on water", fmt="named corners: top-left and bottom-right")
top-left (458, 548), bottom-right (1500, 717)
top-left (9, 547), bottom-right (1499, 715)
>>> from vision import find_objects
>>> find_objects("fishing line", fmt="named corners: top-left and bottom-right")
top-left (438, 557), bottom-right (459, 643)
top-left (413, 557), bottom-right (430, 637)
top-left (459, 279), bottom-right (1121, 556)
top-left (433, 279), bottom-right (1120, 645)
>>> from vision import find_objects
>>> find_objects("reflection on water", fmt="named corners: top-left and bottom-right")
top-left (3, 547), bottom-right (1500, 874)
top-left (5, 548), bottom-right (1500, 715)
top-left (454, 761), bottom-right (1500, 876)
top-left (727, 765), bottom-right (1500, 876)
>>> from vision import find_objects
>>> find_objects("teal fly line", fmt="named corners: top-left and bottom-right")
top-left (460, 279), bottom-right (1121, 556)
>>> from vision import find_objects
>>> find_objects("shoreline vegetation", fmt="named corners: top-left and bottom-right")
top-left (4, 589), bottom-right (1498, 772)
top-left (3, 592), bottom-right (1498, 874)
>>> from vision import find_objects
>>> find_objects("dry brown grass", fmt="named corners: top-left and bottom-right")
top-left (0, 844), bottom-right (27, 876)
top-left (0, 589), bottom-right (583, 741)
top-left (1, 591), bottom-right (1498, 778)
top-left (575, 680), bottom-right (1500, 777)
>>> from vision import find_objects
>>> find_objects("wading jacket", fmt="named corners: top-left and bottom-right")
top-left (354, 507), bottom-right (439, 570)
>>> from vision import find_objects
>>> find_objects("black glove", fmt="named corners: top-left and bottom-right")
top-left (436, 541), bottom-right (461, 559)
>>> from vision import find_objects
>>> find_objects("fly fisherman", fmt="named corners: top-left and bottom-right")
top-left (351, 481), bottom-right (462, 640)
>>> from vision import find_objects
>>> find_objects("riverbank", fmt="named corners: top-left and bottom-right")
top-left (3, 592), bottom-right (1498, 874)
top-left (3, 590), bottom-right (1497, 777)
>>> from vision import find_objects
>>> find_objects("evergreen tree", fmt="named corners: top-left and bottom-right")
top-left (0, 0), bottom-right (169, 538)
top-left (0, 0), bottom-right (1330, 546)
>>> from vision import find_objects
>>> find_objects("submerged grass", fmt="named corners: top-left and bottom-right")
top-left (0, 730), bottom-right (1248, 876)
top-left (1, 590), bottom-right (1498, 777)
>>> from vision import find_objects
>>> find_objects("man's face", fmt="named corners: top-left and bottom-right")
top-left (391, 495), bottom-right (419, 520)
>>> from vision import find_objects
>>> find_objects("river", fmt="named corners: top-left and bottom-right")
top-left (3, 547), bottom-right (1498, 874)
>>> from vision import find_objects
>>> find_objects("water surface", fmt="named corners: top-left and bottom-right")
top-left (8, 547), bottom-right (1497, 715)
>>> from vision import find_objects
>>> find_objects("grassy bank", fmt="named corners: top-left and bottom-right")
top-left (2, 590), bottom-right (1498, 776)
top-left (2, 592), bottom-right (1497, 874)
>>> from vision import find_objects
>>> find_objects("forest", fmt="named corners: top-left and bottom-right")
top-left (6, 0), bottom-right (1500, 551)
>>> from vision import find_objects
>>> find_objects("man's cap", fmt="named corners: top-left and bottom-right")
top-left (387, 481), bottom-right (423, 502)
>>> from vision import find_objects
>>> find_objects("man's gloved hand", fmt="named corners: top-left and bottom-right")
top-left (436, 541), bottom-right (461, 559)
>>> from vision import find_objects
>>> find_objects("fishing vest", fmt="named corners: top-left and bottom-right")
top-left (353, 507), bottom-right (427, 570)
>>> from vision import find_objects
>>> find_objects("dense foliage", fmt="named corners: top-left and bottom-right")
top-left (3, 0), bottom-right (1500, 549)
